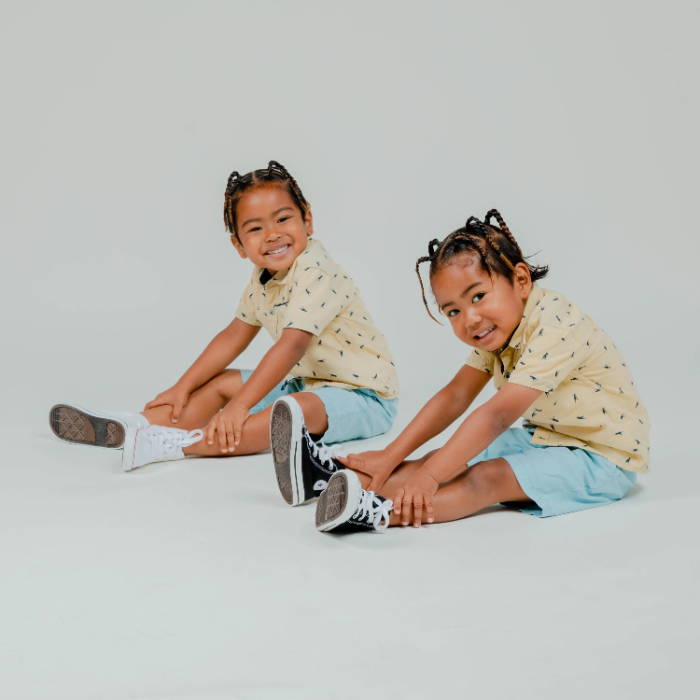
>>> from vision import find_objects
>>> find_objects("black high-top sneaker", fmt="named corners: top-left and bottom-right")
top-left (316, 469), bottom-right (393, 533)
top-left (270, 397), bottom-right (343, 506)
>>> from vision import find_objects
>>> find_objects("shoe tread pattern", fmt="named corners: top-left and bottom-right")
top-left (50, 405), bottom-right (124, 447)
top-left (315, 473), bottom-right (348, 528)
top-left (271, 401), bottom-right (294, 504)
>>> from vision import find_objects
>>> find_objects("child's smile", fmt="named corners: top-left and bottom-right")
top-left (431, 253), bottom-right (532, 352)
top-left (233, 185), bottom-right (313, 272)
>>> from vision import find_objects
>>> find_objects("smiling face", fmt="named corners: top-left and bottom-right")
top-left (231, 184), bottom-right (313, 271)
top-left (431, 252), bottom-right (533, 352)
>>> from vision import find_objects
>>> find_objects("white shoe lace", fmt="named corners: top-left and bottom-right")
top-left (142, 426), bottom-right (204, 459)
top-left (305, 432), bottom-right (344, 471)
top-left (352, 490), bottom-right (393, 531)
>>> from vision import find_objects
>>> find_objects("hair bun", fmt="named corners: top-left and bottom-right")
top-left (226, 171), bottom-right (241, 191)
top-left (267, 160), bottom-right (287, 174)
top-left (464, 216), bottom-right (482, 231)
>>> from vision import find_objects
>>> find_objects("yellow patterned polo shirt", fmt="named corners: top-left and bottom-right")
top-left (466, 285), bottom-right (650, 473)
top-left (235, 238), bottom-right (399, 399)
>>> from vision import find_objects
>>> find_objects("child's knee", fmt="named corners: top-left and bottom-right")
top-left (289, 392), bottom-right (329, 435)
top-left (465, 458), bottom-right (514, 499)
top-left (209, 369), bottom-right (244, 399)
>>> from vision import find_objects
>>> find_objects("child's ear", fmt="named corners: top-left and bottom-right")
top-left (304, 208), bottom-right (314, 237)
top-left (230, 235), bottom-right (247, 259)
top-left (513, 262), bottom-right (533, 299)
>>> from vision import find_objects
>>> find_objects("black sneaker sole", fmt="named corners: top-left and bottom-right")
top-left (49, 404), bottom-right (125, 448)
top-left (270, 399), bottom-right (301, 505)
top-left (316, 470), bottom-right (361, 531)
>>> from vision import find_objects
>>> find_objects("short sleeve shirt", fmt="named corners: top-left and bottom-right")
top-left (234, 238), bottom-right (399, 399)
top-left (466, 285), bottom-right (650, 473)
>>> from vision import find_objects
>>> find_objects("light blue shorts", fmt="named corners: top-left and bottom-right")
top-left (468, 427), bottom-right (637, 518)
top-left (239, 370), bottom-right (398, 445)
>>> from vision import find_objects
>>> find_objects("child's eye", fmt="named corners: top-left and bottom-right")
top-left (248, 225), bottom-right (262, 233)
top-left (446, 309), bottom-right (459, 318)
top-left (472, 292), bottom-right (485, 303)
top-left (278, 216), bottom-right (291, 224)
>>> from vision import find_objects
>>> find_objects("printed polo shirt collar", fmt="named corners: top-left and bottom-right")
top-left (500, 284), bottom-right (545, 355)
top-left (257, 265), bottom-right (291, 287)
top-left (258, 268), bottom-right (278, 285)
top-left (255, 238), bottom-right (316, 287)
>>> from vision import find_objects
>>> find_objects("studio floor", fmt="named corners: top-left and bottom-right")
top-left (3, 410), bottom-right (697, 700)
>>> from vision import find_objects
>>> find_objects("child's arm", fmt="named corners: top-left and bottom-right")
top-left (424, 383), bottom-right (541, 482)
top-left (145, 318), bottom-right (260, 421)
top-left (204, 328), bottom-right (314, 452)
top-left (393, 382), bottom-right (541, 525)
top-left (341, 365), bottom-right (491, 489)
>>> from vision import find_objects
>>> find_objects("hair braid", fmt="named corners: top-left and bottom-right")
top-left (480, 222), bottom-right (516, 272)
top-left (484, 208), bottom-right (524, 258)
top-left (415, 251), bottom-right (439, 323)
top-left (484, 208), bottom-right (510, 237)
top-left (268, 160), bottom-right (308, 213)
top-left (223, 170), bottom-right (242, 232)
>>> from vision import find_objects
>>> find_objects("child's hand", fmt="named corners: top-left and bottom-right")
top-left (205, 401), bottom-right (250, 453)
top-left (393, 470), bottom-right (439, 527)
top-left (337, 449), bottom-right (401, 491)
top-left (144, 384), bottom-right (191, 423)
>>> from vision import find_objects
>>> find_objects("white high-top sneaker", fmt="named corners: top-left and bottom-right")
top-left (50, 404), bottom-right (149, 451)
top-left (122, 424), bottom-right (204, 471)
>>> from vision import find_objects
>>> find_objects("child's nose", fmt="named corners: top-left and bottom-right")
top-left (465, 308), bottom-right (481, 330)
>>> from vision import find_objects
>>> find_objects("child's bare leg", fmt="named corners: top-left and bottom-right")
top-left (352, 451), bottom-right (438, 491)
top-left (184, 391), bottom-right (328, 457)
top-left (143, 372), bottom-right (328, 456)
top-left (143, 369), bottom-right (245, 430)
top-left (355, 455), bottom-right (531, 526)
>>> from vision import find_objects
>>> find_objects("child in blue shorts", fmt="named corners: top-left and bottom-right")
top-left (308, 209), bottom-right (649, 532)
top-left (49, 161), bottom-right (398, 473)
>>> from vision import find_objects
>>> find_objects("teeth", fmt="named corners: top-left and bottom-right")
top-left (476, 326), bottom-right (494, 339)
top-left (266, 245), bottom-right (289, 255)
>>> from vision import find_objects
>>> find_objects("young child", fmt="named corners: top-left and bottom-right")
top-left (270, 209), bottom-right (650, 532)
top-left (50, 161), bottom-right (399, 479)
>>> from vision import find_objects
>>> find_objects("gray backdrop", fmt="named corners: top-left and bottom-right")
top-left (3, 1), bottom-right (697, 451)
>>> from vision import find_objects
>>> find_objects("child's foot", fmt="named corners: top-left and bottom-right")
top-left (315, 469), bottom-right (393, 533)
top-left (49, 404), bottom-right (148, 450)
top-left (270, 396), bottom-right (343, 506)
top-left (49, 403), bottom-right (202, 472)
top-left (122, 424), bottom-right (204, 471)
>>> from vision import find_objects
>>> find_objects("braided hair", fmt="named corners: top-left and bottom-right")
top-left (223, 160), bottom-right (310, 241)
top-left (416, 209), bottom-right (549, 322)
